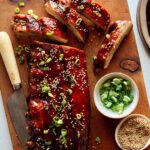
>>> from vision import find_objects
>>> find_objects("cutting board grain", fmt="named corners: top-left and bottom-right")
top-left (0, 0), bottom-right (150, 150)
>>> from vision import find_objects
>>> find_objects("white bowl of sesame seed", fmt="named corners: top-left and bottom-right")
top-left (115, 114), bottom-right (150, 150)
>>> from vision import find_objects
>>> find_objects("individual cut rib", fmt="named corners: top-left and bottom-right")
top-left (45, 0), bottom-right (88, 42)
top-left (68, 0), bottom-right (110, 30)
top-left (26, 41), bottom-right (90, 149)
top-left (13, 14), bottom-right (68, 43)
top-left (94, 20), bottom-right (132, 72)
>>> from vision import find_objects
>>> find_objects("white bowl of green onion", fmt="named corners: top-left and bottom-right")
top-left (93, 72), bottom-right (139, 119)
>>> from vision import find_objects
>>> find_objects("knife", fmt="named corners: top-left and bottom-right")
top-left (0, 32), bottom-right (29, 150)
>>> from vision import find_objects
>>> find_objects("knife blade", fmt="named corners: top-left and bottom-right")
top-left (0, 32), bottom-right (29, 150)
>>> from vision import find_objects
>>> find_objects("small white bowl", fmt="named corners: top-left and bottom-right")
top-left (93, 72), bottom-right (139, 119)
top-left (115, 114), bottom-right (150, 150)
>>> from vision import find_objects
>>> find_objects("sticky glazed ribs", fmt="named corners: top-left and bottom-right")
top-left (45, 0), bottom-right (89, 42)
top-left (13, 14), bottom-right (68, 43)
top-left (68, 0), bottom-right (110, 30)
top-left (94, 20), bottom-right (132, 72)
top-left (26, 41), bottom-right (90, 149)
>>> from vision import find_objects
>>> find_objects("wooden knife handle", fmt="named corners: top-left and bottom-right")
top-left (0, 32), bottom-right (21, 90)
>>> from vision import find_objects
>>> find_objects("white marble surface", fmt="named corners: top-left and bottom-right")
top-left (0, 92), bottom-right (13, 150)
top-left (128, 0), bottom-right (150, 105)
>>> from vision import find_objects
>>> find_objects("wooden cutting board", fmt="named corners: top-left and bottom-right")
top-left (0, 0), bottom-right (150, 150)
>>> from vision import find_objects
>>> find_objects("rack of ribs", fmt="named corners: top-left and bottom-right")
top-left (94, 20), bottom-right (132, 72)
top-left (26, 41), bottom-right (90, 149)
top-left (13, 14), bottom-right (68, 43)
top-left (45, 0), bottom-right (88, 42)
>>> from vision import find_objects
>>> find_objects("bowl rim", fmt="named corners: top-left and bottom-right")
top-left (115, 114), bottom-right (150, 150)
top-left (93, 72), bottom-right (139, 119)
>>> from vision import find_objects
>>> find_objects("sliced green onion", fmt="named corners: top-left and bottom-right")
top-left (110, 96), bottom-right (118, 103)
top-left (43, 66), bottom-right (50, 71)
top-left (75, 59), bottom-right (80, 67)
top-left (79, 5), bottom-right (84, 10)
top-left (20, 56), bottom-right (25, 64)
top-left (96, 136), bottom-right (101, 144)
top-left (76, 113), bottom-right (82, 120)
top-left (93, 56), bottom-right (97, 60)
top-left (44, 140), bottom-right (52, 145)
top-left (77, 131), bottom-right (80, 138)
top-left (41, 85), bottom-right (50, 93)
top-left (15, 7), bottom-right (20, 14)
top-left (48, 92), bottom-right (54, 98)
top-left (59, 54), bottom-right (64, 61)
top-left (101, 91), bottom-right (108, 101)
top-left (43, 129), bottom-right (49, 134)
top-left (60, 93), bottom-right (67, 106)
top-left (31, 14), bottom-right (39, 20)
top-left (102, 82), bottom-right (111, 88)
top-left (53, 116), bottom-right (64, 127)
top-left (16, 45), bottom-right (24, 55)
top-left (67, 89), bottom-right (72, 95)
top-left (61, 129), bottom-right (67, 137)
top-left (20, 20), bottom-right (26, 26)
top-left (27, 9), bottom-right (33, 15)
top-left (105, 101), bottom-right (112, 108)
top-left (112, 78), bottom-right (122, 85)
top-left (46, 31), bottom-right (54, 36)
top-left (39, 61), bottom-right (45, 66)
top-left (106, 34), bottom-right (110, 39)
top-left (18, 2), bottom-right (25, 7)
top-left (76, 18), bottom-right (82, 26)
top-left (46, 58), bottom-right (52, 63)
top-left (41, 51), bottom-right (45, 55)
top-left (123, 95), bottom-right (131, 103)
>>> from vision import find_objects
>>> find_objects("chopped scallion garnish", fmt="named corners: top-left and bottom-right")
top-left (41, 85), bottom-right (50, 93)
top-left (39, 61), bottom-right (45, 66)
top-left (43, 129), bottom-right (49, 134)
top-left (61, 129), bottom-right (67, 137)
top-left (27, 9), bottom-right (34, 15)
top-left (76, 113), bottom-right (82, 120)
top-left (75, 59), bottom-right (80, 67)
top-left (15, 7), bottom-right (20, 14)
top-left (46, 31), bottom-right (54, 37)
top-left (20, 56), bottom-right (25, 64)
top-left (96, 136), bottom-right (101, 144)
top-left (44, 140), bottom-right (52, 145)
top-left (59, 54), bottom-right (64, 61)
top-left (76, 18), bottom-right (82, 26)
top-left (18, 2), bottom-right (25, 7)
top-left (53, 116), bottom-right (64, 127)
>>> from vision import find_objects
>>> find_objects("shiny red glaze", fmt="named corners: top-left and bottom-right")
top-left (13, 14), bottom-right (68, 43)
top-left (94, 21), bottom-right (121, 70)
top-left (47, 0), bottom-right (69, 21)
top-left (45, 0), bottom-right (88, 42)
top-left (66, 8), bottom-right (88, 40)
top-left (27, 42), bottom-right (90, 149)
top-left (39, 17), bottom-right (68, 40)
top-left (69, 0), bottom-right (110, 30)
top-left (14, 14), bottom-right (41, 33)
top-left (30, 68), bottom-right (44, 79)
